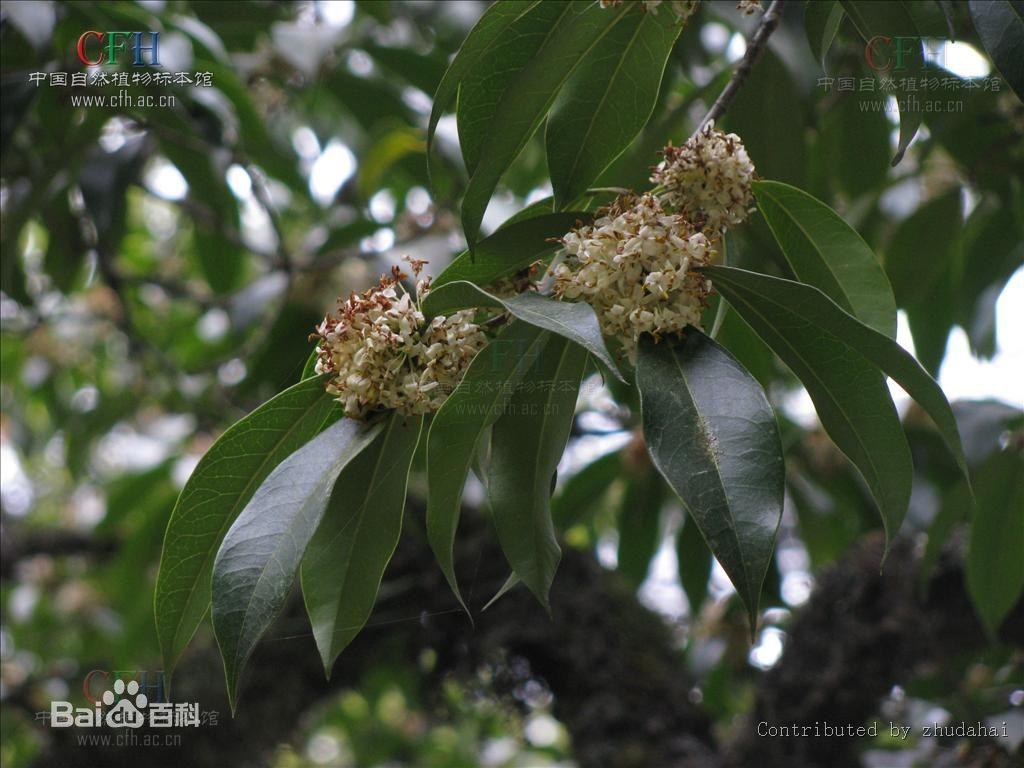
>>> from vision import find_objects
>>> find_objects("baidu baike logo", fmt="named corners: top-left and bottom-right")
top-left (49, 676), bottom-right (207, 729)
top-left (99, 679), bottom-right (147, 728)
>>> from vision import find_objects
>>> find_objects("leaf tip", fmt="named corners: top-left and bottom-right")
top-left (526, 583), bottom-right (554, 619)
top-left (480, 594), bottom-right (501, 614)
top-left (879, 538), bottom-right (892, 572)
top-left (160, 654), bottom-right (177, 692)
top-left (160, 669), bottom-right (174, 700)
top-left (461, 211), bottom-right (481, 256)
top-left (455, 591), bottom-right (475, 624)
top-left (225, 679), bottom-right (240, 717)
top-left (316, 644), bottom-right (335, 680)
top-left (434, 554), bottom-right (474, 621)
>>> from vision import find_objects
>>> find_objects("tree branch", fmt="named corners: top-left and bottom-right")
top-left (695, 0), bottom-right (785, 135)
top-left (0, 519), bottom-right (118, 579)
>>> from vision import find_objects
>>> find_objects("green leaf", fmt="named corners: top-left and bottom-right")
top-left (705, 266), bottom-right (970, 490)
top-left (968, 0), bottom-right (1024, 102)
top-left (0, 226), bottom-right (29, 304)
top-left (804, 0), bottom-right (844, 71)
top-left (432, 212), bottom-right (585, 290)
top-left (330, 69), bottom-right (413, 133)
top-left (456, 1), bottom-right (631, 245)
top-left (301, 414), bottom-right (422, 673)
top-left (355, 0), bottom-right (391, 24)
top-left (241, 304), bottom-right (322, 395)
top-left (160, 135), bottom-right (243, 294)
top-left (483, 573), bottom-right (523, 611)
top-left (552, 450), bottom-right (622, 528)
top-left (935, 0), bottom-right (956, 40)
top-left (421, 281), bottom-right (624, 381)
top-left (456, 1), bottom-right (587, 174)
top-left (211, 417), bottom-right (383, 708)
top-left (884, 190), bottom-right (961, 309)
top-left (497, 188), bottom-right (618, 229)
top-left (967, 447), bottom-right (1024, 636)
top-left (676, 511), bottom-right (713, 616)
top-left (637, 330), bottom-right (784, 632)
top-left (840, 0), bottom-right (924, 164)
top-left (426, 321), bottom-right (550, 611)
top-left (616, 467), bottom-right (664, 587)
top-left (817, 87), bottom-right (891, 200)
top-left (721, 50), bottom-right (806, 187)
top-left (884, 190), bottom-right (962, 375)
top-left (546, 8), bottom-right (681, 208)
top-left (318, 218), bottom-right (379, 255)
top-left (907, 270), bottom-right (955, 377)
top-left (487, 334), bottom-right (587, 609)
top-left (789, 469), bottom-right (866, 568)
top-left (301, 349), bottom-right (319, 381)
top-left (713, 309), bottom-right (778, 389)
top-left (919, 479), bottom-right (970, 588)
top-left (428, 0), bottom-right (540, 167)
top-left (42, 190), bottom-right (86, 293)
top-left (155, 376), bottom-right (340, 677)
top-left (957, 201), bottom-right (1024, 358)
top-left (705, 270), bottom-right (920, 544)
top-left (194, 227), bottom-right (243, 295)
top-left (357, 127), bottom-right (424, 198)
top-left (364, 42), bottom-right (447, 97)
top-left (754, 180), bottom-right (897, 337)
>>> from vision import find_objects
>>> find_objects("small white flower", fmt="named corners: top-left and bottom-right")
top-left (738, 0), bottom-right (763, 16)
top-left (601, 0), bottom-right (699, 24)
top-left (552, 193), bottom-right (714, 357)
top-left (313, 262), bottom-right (488, 419)
top-left (651, 121), bottom-right (757, 231)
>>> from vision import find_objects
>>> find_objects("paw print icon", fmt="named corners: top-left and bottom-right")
top-left (102, 679), bottom-right (148, 728)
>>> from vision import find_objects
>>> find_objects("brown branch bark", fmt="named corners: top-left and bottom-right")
top-left (694, 0), bottom-right (785, 136)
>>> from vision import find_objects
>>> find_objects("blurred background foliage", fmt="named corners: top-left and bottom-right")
top-left (0, 1), bottom-right (1022, 767)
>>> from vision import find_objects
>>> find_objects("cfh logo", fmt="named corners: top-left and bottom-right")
top-left (864, 35), bottom-right (947, 72)
top-left (76, 31), bottom-right (160, 67)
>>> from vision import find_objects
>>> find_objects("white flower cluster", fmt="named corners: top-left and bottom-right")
top-left (600, 0), bottom-right (699, 24)
top-left (650, 120), bottom-right (756, 231)
top-left (552, 193), bottom-right (714, 355)
top-left (313, 266), bottom-right (487, 419)
top-left (738, 0), bottom-right (763, 16)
